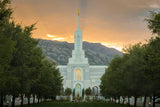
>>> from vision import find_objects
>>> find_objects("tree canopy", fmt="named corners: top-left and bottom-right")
top-left (85, 87), bottom-right (92, 96)
top-left (0, 0), bottom-right (63, 107)
top-left (100, 10), bottom-right (160, 107)
top-left (65, 88), bottom-right (72, 96)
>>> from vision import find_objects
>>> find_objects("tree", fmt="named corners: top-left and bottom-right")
top-left (145, 10), bottom-right (160, 36)
top-left (0, 0), bottom-right (16, 107)
top-left (100, 55), bottom-right (126, 103)
top-left (65, 88), bottom-right (72, 96)
top-left (100, 44), bottom-right (147, 107)
top-left (0, 36), bottom-right (16, 97)
top-left (82, 88), bottom-right (84, 98)
top-left (7, 23), bottom-right (40, 106)
top-left (60, 87), bottom-right (64, 96)
top-left (143, 37), bottom-right (160, 107)
top-left (51, 64), bottom-right (63, 99)
top-left (0, 0), bottom-right (63, 107)
top-left (25, 46), bottom-right (44, 105)
top-left (35, 60), bottom-right (54, 100)
top-left (145, 10), bottom-right (160, 107)
top-left (123, 44), bottom-right (147, 107)
top-left (72, 88), bottom-right (75, 97)
top-left (85, 87), bottom-right (92, 96)
top-left (0, 0), bottom-right (12, 24)
top-left (0, 1), bottom-right (38, 106)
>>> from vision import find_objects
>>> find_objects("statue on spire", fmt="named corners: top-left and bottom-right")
top-left (77, 9), bottom-right (80, 30)
top-left (78, 9), bottom-right (80, 16)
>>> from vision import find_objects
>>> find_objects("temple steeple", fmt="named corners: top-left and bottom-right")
top-left (68, 10), bottom-right (88, 64)
top-left (74, 9), bottom-right (82, 51)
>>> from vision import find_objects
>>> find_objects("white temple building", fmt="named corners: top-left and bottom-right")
top-left (57, 11), bottom-right (107, 97)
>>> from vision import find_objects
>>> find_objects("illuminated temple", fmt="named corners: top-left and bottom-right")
top-left (57, 11), bottom-right (107, 97)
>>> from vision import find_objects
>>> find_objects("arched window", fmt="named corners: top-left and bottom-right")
top-left (75, 69), bottom-right (81, 80)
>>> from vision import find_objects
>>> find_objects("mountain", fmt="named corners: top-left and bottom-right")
top-left (38, 39), bottom-right (123, 65)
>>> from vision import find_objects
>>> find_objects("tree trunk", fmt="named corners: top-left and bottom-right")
top-left (38, 97), bottom-right (40, 103)
top-left (128, 96), bottom-right (130, 106)
top-left (134, 96), bottom-right (137, 107)
top-left (115, 97), bottom-right (116, 103)
top-left (143, 96), bottom-right (146, 107)
top-left (122, 97), bottom-right (125, 104)
top-left (33, 94), bottom-right (35, 104)
top-left (21, 94), bottom-right (23, 106)
top-left (27, 95), bottom-right (30, 105)
top-left (153, 95), bottom-right (155, 107)
top-left (0, 95), bottom-right (3, 107)
top-left (118, 96), bottom-right (120, 104)
top-left (12, 95), bottom-right (15, 107)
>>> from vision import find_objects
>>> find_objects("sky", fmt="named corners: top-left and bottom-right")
top-left (11, 0), bottom-right (160, 51)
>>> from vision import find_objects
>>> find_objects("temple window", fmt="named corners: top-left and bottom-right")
top-left (75, 69), bottom-right (81, 80)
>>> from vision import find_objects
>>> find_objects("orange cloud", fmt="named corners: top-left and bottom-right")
top-left (101, 43), bottom-right (123, 52)
top-left (11, 0), bottom-right (156, 51)
top-left (47, 34), bottom-right (55, 38)
top-left (46, 34), bottom-right (65, 41)
top-left (53, 38), bottom-right (65, 41)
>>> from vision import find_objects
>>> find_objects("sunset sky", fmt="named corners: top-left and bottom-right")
top-left (11, 0), bottom-right (160, 51)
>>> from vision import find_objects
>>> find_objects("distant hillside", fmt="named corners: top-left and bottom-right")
top-left (38, 39), bottom-right (123, 65)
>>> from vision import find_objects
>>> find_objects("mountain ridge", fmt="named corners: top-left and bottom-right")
top-left (37, 39), bottom-right (123, 65)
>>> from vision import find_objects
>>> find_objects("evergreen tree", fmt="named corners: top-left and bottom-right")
top-left (145, 10), bottom-right (160, 107)
top-left (65, 88), bottom-right (72, 96)
top-left (0, 0), bottom-right (63, 107)
top-left (85, 87), bottom-right (92, 96)
top-left (0, 0), bottom-right (16, 107)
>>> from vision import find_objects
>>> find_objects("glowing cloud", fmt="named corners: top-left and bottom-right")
top-left (46, 34), bottom-right (65, 41)
top-left (47, 34), bottom-right (55, 38)
top-left (101, 43), bottom-right (123, 52)
top-left (53, 38), bottom-right (64, 41)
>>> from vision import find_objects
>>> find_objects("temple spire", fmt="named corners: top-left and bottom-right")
top-left (77, 9), bottom-right (80, 30)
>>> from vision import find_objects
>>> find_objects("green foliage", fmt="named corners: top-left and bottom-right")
top-left (0, 0), bottom-right (12, 24)
top-left (100, 55), bottom-right (125, 98)
top-left (35, 60), bottom-right (63, 99)
top-left (100, 10), bottom-right (160, 107)
top-left (0, 0), bottom-right (63, 107)
top-left (143, 37), bottom-right (160, 95)
top-left (100, 43), bottom-right (156, 106)
top-left (0, 0), bottom-right (16, 102)
top-left (85, 87), bottom-right (92, 96)
top-left (82, 88), bottom-right (84, 97)
top-left (64, 88), bottom-right (72, 96)
top-left (72, 88), bottom-right (75, 97)
top-left (145, 10), bottom-right (160, 36)
top-left (0, 36), bottom-right (16, 72)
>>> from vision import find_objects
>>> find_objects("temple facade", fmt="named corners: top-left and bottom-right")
top-left (57, 11), bottom-right (107, 97)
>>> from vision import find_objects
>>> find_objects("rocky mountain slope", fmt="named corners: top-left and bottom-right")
top-left (38, 39), bottom-right (122, 65)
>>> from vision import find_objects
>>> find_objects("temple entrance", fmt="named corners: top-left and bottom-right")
top-left (75, 83), bottom-right (81, 97)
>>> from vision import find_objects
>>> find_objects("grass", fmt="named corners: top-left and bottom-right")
top-left (20, 102), bottom-right (131, 107)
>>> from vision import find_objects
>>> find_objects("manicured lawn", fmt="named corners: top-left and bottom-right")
top-left (21, 102), bottom-right (131, 107)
